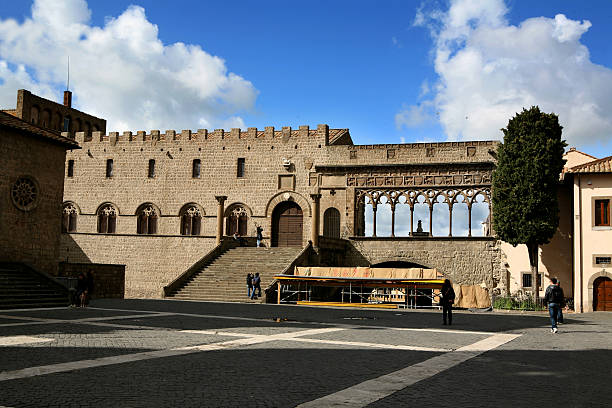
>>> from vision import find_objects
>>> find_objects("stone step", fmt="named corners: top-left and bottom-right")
top-left (168, 246), bottom-right (302, 300)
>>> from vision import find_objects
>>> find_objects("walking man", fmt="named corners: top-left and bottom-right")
top-left (440, 279), bottom-right (456, 325)
top-left (556, 279), bottom-right (565, 324)
top-left (544, 277), bottom-right (565, 333)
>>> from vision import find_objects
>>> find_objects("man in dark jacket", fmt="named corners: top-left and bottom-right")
top-left (440, 279), bottom-right (456, 325)
top-left (544, 277), bottom-right (564, 333)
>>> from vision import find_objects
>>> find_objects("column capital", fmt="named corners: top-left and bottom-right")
top-left (215, 195), bottom-right (227, 204)
top-left (310, 193), bottom-right (322, 202)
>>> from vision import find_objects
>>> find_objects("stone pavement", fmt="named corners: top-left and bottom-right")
top-left (0, 299), bottom-right (610, 407)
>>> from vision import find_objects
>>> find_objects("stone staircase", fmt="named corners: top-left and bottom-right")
top-left (167, 247), bottom-right (303, 302)
top-left (0, 263), bottom-right (70, 309)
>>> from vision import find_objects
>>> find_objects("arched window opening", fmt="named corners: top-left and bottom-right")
top-left (181, 205), bottom-right (202, 236)
top-left (41, 109), bottom-right (51, 127)
top-left (452, 194), bottom-right (469, 237)
top-left (377, 195), bottom-right (392, 236)
top-left (97, 204), bottom-right (117, 233)
top-left (394, 195), bottom-right (411, 237)
top-left (137, 204), bottom-right (158, 234)
top-left (323, 207), bottom-right (341, 238)
top-left (432, 194), bottom-right (449, 237)
top-left (364, 195), bottom-right (374, 237)
top-left (413, 194), bottom-right (430, 236)
top-left (62, 203), bottom-right (78, 232)
top-left (226, 205), bottom-right (248, 236)
top-left (471, 193), bottom-right (490, 237)
top-left (30, 106), bottom-right (40, 125)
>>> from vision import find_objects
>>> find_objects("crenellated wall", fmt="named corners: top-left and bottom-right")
top-left (61, 120), bottom-right (501, 298)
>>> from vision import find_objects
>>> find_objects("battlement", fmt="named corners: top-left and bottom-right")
top-left (64, 124), bottom-right (353, 146)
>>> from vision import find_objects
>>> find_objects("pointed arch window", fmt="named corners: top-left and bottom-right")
top-left (226, 205), bottom-right (248, 236)
top-left (137, 204), bottom-right (158, 234)
top-left (97, 203), bottom-right (117, 233)
top-left (62, 203), bottom-right (78, 232)
top-left (180, 205), bottom-right (202, 236)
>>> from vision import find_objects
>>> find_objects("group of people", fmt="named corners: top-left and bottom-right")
top-left (72, 271), bottom-right (94, 308)
top-left (544, 277), bottom-right (566, 333)
top-left (232, 226), bottom-right (265, 248)
top-left (246, 273), bottom-right (262, 300)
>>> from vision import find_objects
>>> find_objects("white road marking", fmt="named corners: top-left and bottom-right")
top-left (0, 312), bottom-right (175, 327)
top-left (182, 329), bottom-right (451, 352)
top-left (0, 327), bottom-right (343, 382)
top-left (1, 307), bottom-right (497, 336)
top-left (296, 333), bottom-right (521, 408)
top-left (282, 337), bottom-right (451, 352)
top-left (0, 336), bottom-right (55, 346)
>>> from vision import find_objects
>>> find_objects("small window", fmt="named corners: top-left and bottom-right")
top-left (63, 117), bottom-right (71, 132)
top-left (595, 256), bottom-right (611, 265)
top-left (106, 159), bottom-right (113, 178)
top-left (192, 159), bottom-right (201, 178)
top-left (67, 160), bottom-right (75, 178)
top-left (148, 159), bottom-right (156, 178)
top-left (237, 158), bottom-right (245, 178)
top-left (522, 273), bottom-right (542, 288)
top-left (595, 199), bottom-right (610, 226)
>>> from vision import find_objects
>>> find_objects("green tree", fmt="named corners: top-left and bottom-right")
top-left (492, 106), bottom-right (566, 301)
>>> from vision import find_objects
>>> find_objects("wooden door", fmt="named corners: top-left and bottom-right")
top-left (272, 202), bottom-right (303, 247)
top-left (323, 207), bottom-right (341, 238)
top-left (594, 277), bottom-right (612, 311)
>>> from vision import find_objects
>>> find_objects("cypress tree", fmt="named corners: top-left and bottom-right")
top-left (492, 106), bottom-right (566, 301)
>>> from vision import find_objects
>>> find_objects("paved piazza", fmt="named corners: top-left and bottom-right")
top-left (0, 300), bottom-right (610, 407)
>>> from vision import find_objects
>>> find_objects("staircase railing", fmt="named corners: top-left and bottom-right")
top-left (264, 242), bottom-right (314, 302)
top-left (162, 239), bottom-right (238, 297)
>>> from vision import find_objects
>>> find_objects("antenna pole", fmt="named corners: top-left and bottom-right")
top-left (67, 56), bottom-right (70, 91)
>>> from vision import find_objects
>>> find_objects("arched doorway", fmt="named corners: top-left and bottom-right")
top-left (594, 277), bottom-right (612, 311)
top-left (272, 201), bottom-right (303, 247)
top-left (323, 207), bottom-right (340, 238)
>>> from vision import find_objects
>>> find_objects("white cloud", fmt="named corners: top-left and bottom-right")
top-left (395, 101), bottom-right (434, 129)
top-left (404, 0), bottom-right (612, 147)
top-left (0, 0), bottom-right (257, 131)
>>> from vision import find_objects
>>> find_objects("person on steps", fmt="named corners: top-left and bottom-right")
top-left (247, 273), bottom-right (253, 298)
top-left (251, 273), bottom-right (261, 300)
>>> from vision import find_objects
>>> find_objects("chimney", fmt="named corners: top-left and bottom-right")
top-left (63, 90), bottom-right (72, 107)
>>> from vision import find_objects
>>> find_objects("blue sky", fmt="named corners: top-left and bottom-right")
top-left (1, 0), bottom-right (611, 157)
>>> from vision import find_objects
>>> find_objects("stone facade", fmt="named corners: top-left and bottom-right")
top-left (0, 111), bottom-right (78, 275)
top-left (60, 122), bottom-right (500, 298)
top-left (5, 89), bottom-right (106, 138)
top-left (347, 237), bottom-right (503, 290)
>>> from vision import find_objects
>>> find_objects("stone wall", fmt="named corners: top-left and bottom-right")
top-left (59, 262), bottom-right (126, 298)
top-left (347, 237), bottom-right (504, 290)
top-left (61, 233), bottom-right (217, 298)
top-left (0, 127), bottom-right (67, 275)
top-left (61, 122), bottom-right (500, 298)
top-left (12, 89), bottom-right (106, 137)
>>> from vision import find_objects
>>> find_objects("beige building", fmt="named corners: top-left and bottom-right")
top-left (504, 148), bottom-right (612, 312)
